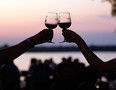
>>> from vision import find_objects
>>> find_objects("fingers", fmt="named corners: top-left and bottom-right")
top-left (42, 29), bottom-right (53, 42)
top-left (43, 29), bottom-right (53, 35)
top-left (33, 28), bottom-right (78, 44)
top-left (62, 29), bottom-right (79, 43)
top-left (38, 29), bottom-right (53, 38)
top-left (62, 29), bottom-right (71, 37)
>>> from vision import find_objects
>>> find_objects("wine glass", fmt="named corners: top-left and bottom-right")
top-left (45, 12), bottom-right (58, 29)
top-left (45, 12), bottom-right (58, 43)
top-left (58, 12), bottom-right (71, 43)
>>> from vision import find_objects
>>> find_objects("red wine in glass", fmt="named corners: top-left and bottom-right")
top-left (45, 23), bottom-right (57, 29)
top-left (59, 22), bottom-right (71, 29)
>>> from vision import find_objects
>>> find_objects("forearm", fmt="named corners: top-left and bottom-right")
top-left (75, 36), bottom-right (104, 70)
top-left (0, 38), bottom-right (34, 65)
top-left (0, 29), bottom-right (53, 66)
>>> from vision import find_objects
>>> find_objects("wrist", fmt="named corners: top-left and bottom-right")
top-left (26, 38), bottom-right (35, 47)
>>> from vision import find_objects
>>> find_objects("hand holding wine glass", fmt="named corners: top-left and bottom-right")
top-left (58, 12), bottom-right (71, 43)
top-left (45, 12), bottom-right (58, 43)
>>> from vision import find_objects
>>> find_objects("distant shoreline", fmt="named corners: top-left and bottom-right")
top-left (0, 45), bottom-right (116, 52)
top-left (27, 45), bottom-right (116, 52)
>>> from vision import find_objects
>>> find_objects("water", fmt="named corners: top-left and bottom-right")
top-left (14, 51), bottom-right (116, 71)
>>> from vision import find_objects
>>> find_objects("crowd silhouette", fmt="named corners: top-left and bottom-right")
top-left (0, 60), bottom-right (20, 90)
top-left (0, 56), bottom-right (116, 90)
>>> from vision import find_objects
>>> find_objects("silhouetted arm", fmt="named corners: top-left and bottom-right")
top-left (62, 29), bottom-right (116, 72)
top-left (0, 39), bottom-right (33, 65)
top-left (0, 29), bottom-right (53, 66)
top-left (74, 35), bottom-right (116, 72)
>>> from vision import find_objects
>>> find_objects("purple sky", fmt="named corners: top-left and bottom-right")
top-left (0, 0), bottom-right (116, 46)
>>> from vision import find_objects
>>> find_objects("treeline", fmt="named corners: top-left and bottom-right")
top-left (0, 44), bottom-right (116, 52)
top-left (28, 45), bottom-right (116, 52)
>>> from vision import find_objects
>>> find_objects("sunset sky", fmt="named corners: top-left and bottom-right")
top-left (0, 0), bottom-right (116, 46)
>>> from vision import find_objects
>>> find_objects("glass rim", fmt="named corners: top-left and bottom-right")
top-left (47, 12), bottom-right (58, 14)
top-left (59, 12), bottom-right (70, 14)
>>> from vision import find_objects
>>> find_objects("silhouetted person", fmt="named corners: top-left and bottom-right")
top-left (48, 58), bottom-right (57, 85)
top-left (72, 58), bottom-right (86, 88)
top-left (74, 66), bottom-right (100, 90)
top-left (49, 58), bottom-right (57, 72)
top-left (102, 72), bottom-right (116, 90)
top-left (0, 29), bottom-right (53, 90)
top-left (0, 29), bottom-right (53, 66)
top-left (0, 61), bottom-right (20, 90)
top-left (62, 29), bottom-right (116, 72)
top-left (28, 58), bottom-right (38, 90)
top-left (50, 57), bottom-right (72, 90)
top-left (42, 59), bottom-right (53, 90)
top-left (50, 56), bottom-right (86, 90)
